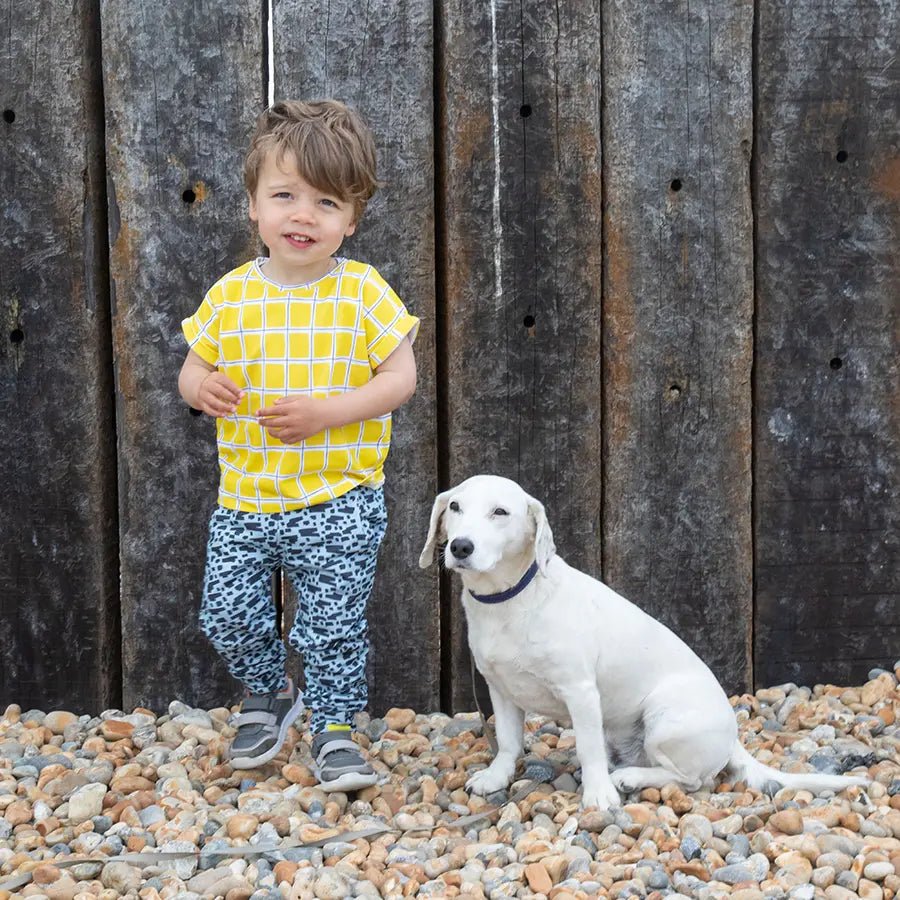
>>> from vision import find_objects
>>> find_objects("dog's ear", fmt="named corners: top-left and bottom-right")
top-left (419, 489), bottom-right (453, 568)
top-left (528, 498), bottom-right (556, 575)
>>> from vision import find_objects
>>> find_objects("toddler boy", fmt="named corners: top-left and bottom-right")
top-left (178, 100), bottom-right (418, 791)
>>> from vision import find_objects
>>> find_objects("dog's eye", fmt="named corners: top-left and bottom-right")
top-left (449, 501), bottom-right (460, 512)
top-left (492, 507), bottom-right (509, 517)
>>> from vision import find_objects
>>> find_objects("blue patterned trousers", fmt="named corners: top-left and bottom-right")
top-left (199, 486), bottom-right (387, 732)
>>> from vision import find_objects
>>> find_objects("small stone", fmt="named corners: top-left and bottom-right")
top-left (383, 708), bottom-right (416, 731)
top-left (313, 868), bottom-right (349, 899)
top-left (282, 763), bottom-right (317, 785)
top-left (44, 711), bottom-right (78, 735)
top-left (770, 809), bottom-right (804, 835)
top-left (226, 813), bottom-right (259, 839)
top-left (68, 782), bottom-right (107, 823)
top-left (32, 864), bottom-right (62, 884)
top-left (110, 774), bottom-right (156, 793)
top-left (273, 860), bottom-right (299, 884)
top-left (776, 852), bottom-right (814, 887)
top-left (100, 861), bottom-right (142, 893)
top-left (863, 862), bottom-right (895, 882)
top-left (4, 799), bottom-right (33, 826)
top-left (100, 718), bottom-right (134, 741)
top-left (825, 886), bottom-right (861, 900)
top-left (157, 839), bottom-right (199, 879)
top-left (524, 862), bottom-right (553, 893)
top-left (679, 813), bottom-right (714, 843)
top-left (858, 878), bottom-right (885, 900)
top-left (681, 836), bottom-right (703, 860)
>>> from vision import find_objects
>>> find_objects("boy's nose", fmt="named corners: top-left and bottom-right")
top-left (290, 202), bottom-right (316, 222)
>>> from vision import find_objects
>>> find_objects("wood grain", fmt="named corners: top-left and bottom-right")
top-left (440, 0), bottom-right (603, 710)
top-left (603, 0), bottom-right (755, 694)
top-left (754, 0), bottom-right (900, 688)
top-left (273, 0), bottom-right (440, 715)
top-left (0, 0), bottom-right (119, 712)
top-left (101, 1), bottom-right (264, 710)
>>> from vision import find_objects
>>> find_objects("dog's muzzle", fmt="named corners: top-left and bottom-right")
top-left (448, 537), bottom-right (474, 565)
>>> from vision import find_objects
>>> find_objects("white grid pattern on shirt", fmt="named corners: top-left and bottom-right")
top-left (190, 257), bottom-right (411, 513)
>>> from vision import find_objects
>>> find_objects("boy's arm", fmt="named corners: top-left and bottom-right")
top-left (256, 336), bottom-right (417, 444)
top-left (179, 349), bottom-right (244, 417)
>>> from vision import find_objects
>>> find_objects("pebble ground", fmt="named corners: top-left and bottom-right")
top-left (0, 664), bottom-right (898, 900)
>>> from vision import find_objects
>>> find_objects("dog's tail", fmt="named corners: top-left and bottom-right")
top-left (727, 742), bottom-right (869, 794)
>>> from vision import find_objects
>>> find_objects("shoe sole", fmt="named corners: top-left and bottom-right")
top-left (229, 691), bottom-right (306, 770)
top-left (316, 769), bottom-right (379, 793)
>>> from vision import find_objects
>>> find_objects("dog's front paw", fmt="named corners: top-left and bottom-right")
top-left (466, 761), bottom-right (515, 796)
top-left (580, 776), bottom-right (621, 810)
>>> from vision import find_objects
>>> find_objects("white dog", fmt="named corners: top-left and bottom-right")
top-left (419, 475), bottom-right (868, 809)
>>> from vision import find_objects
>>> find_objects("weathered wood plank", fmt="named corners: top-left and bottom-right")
top-left (441, 0), bottom-right (603, 711)
top-left (603, 0), bottom-right (754, 694)
top-left (101, 2), bottom-right (263, 710)
top-left (754, 0), bottom-right (900, 689)
top-left (273, 0), bottom-right (440, 715)
top-left (0, 1), bottom-right (118, 712)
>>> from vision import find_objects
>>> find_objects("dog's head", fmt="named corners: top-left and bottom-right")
top-left (418, 475), bottom-right (556, 576)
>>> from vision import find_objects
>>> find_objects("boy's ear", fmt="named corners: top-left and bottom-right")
top-left (248, 193), bottom-right (258, 221)
top-left (344, 221), bottom-right (356, 237)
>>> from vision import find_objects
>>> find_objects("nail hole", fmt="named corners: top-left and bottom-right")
top-left (2, 109), bottom-right (15, 124)
top-left (9, 328), bottom-right (24, 344)
top-left (668, 383), bottom-right (682, 398)
top-left (670, 178), bottom-right (683, 192)
top-left (182, 188), bottom-right (197, 204)
top-left (835, 150), bottom-right (848, 163)
top-left (523, 314), bottom-right (535, 328)
top-left (520, 104), bottom-right (532, 118)
top-left (829, 357), bottom-right (843, 370)
top-left (189, 407), bottom-right (203, 417)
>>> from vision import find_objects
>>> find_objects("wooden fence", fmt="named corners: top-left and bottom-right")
top-left (1, 0), bottom-right (897, 716)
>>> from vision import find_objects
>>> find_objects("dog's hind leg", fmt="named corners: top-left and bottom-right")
top-left (466, 685), bottom-right (524, 796)
top-left (611, 703), bottom-right (734, 796)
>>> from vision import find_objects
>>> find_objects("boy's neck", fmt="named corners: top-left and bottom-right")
top-left (260, 255), bottom-right (338, 286)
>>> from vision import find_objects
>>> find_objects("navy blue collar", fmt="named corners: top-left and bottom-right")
top-left (469, 560), bottom-right (540, 604)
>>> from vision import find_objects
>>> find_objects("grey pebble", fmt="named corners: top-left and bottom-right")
top-left (726, 833), bottom-right (751, 858)
top-left (680, 836), bottom-right (702, 860)
top-left (91, 814), bottom-right (113, 834)
top-left (442, 718), bottom-right (483, 737)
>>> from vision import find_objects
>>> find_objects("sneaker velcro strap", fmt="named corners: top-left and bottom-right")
top-left (315, 740), bottom-right (360, 766)
top-left (241, 697), bottom-right (279, 711)
top-left (232, 711), bottom-right (278, 727)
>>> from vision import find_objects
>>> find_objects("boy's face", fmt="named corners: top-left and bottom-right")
top-left (249, 151), bottom-right (357, 285)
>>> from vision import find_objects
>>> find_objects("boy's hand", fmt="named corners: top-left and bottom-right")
top-left (257, 395), bottom-right (326, 444)
top-left (197, 372), bottom-right (245, 418)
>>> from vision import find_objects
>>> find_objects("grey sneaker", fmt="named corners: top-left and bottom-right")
top-left (311, 728), bottom-right (377, 792)
top-left (228, 678), bottom-right (304, 769)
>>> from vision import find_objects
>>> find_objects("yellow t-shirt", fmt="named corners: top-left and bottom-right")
top-left (182, 257), bottom-right (419, 513)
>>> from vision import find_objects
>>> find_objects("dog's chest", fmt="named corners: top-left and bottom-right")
top-left (464, 604), bottom-right (570, 718)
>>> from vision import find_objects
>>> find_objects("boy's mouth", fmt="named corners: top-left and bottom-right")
top-left (285, 233), bottom-right (315, 248)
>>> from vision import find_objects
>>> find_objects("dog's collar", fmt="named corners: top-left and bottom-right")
top-left (468, 560), bottom-right (540, 604)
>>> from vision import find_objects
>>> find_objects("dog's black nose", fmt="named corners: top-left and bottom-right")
top-left (450, 538), bottom-right (474, 559)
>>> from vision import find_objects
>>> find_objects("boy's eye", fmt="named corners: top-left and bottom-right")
top-left (274, 192), bottom-right (292, 200)
top-left (320, 198), bottom-right (339, 208)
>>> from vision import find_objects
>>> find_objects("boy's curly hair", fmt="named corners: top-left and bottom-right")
top-left (244, 100), bottom-right (379, 222)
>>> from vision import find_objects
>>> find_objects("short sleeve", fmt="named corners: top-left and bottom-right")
top-left (182, 284), bottom-right (222, 366)
top-left (361, 268), bottom-right (420, 367)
